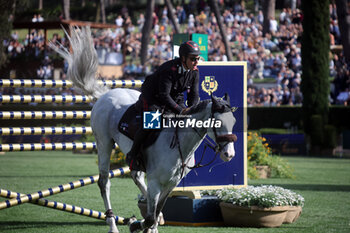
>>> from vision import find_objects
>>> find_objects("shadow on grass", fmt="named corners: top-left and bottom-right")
top-left (0, 221), bottom-right (105, 230)
top-left (273, 184), bottom-right (350, 192)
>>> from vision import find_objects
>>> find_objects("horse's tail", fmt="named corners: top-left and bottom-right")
top-left (49, 26), bottom-right (109, 99)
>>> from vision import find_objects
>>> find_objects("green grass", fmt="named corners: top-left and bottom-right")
top-left (1, 152), bottom-right (350, 233)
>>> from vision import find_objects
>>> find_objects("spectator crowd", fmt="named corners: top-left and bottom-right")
top-left (3, 2), bottom-right (350, 106)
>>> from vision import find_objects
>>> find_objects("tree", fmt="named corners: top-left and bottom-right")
top-left (100, 0), bottom-right (106, 24)
top-left (63, 0), bottom-right (70, 20)
top-left (262, 0), bottom-right (276, 36)
top-left (301, 0), bottom-right (330, 152)
top-left (140, 0), bottom-right (155, 66)
top-left (164, 0), bottom-right (180, 34)
top-left (0, 0), bottom-right (15, 68)
top-left (208, 0), bottom-right (233, 60)
top-left (335, 0), bottom-right (350, 63)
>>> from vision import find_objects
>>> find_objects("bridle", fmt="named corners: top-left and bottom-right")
top-left (210, 110), bottom-right (238, 152)
top-left (170, 103), bottom-right (237, 178)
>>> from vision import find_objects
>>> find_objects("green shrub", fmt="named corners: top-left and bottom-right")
top-left (248, 132), bottom-right (294, 179)
top-left (324, 124), bottom-right (337, 148)
top-left (310, 115), bottom-right (324, 146)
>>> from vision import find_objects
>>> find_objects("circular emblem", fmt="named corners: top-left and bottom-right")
top-left (201, 76), bottom-right (218, 95)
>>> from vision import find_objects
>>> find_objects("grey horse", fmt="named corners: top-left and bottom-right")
top-left (50, 26), bottom-right (237, 233)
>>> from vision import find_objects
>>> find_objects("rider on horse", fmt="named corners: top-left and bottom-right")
top-left (126, 40), bottom-right (202, 169)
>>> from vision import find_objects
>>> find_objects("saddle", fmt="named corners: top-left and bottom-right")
top-left (118, 103), bottom-right (161, 171)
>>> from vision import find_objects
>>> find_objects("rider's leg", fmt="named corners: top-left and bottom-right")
top-left (126, 128), bottom-right (149, 164)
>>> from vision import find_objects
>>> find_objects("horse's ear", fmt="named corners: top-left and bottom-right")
top-left (212, 94), bottom-right (224, 112)
top-left (211, 93), bottom-right (219, 107)
top-left (223, 93), bottom-right (230, 104)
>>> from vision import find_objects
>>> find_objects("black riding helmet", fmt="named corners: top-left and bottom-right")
top-left (179, 41), bottom-right (201, 58)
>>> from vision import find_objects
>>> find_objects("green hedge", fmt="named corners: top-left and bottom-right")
top-left (248, 106), bottom-right (350, 132)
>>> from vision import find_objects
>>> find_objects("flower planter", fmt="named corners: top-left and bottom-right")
top-left (255, 165), bottom-right (271, 178)
top-left (284, 206), bottom-right (302, 224)
top-left (219, 202), bottom-right (290, 227)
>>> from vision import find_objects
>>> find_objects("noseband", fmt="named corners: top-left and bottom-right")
top-left (211, 109), bottom-right (237, 153)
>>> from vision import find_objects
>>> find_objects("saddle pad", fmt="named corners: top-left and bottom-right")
top-left (118, 103), bottom-right (141, 140)
top-left (118, 104), bottom-right (161, 148)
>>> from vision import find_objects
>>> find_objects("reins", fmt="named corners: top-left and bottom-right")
top-left (171, 127), bottom-right (224, 179)
top-left (169, 99), bottom-right (238, 179)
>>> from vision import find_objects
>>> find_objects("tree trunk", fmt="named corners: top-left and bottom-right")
top-left (0, 0), bottom-right (15, 68)
top-left (39, 0), bottom-right (43, 10)
top-left (262, 0), bottom-right (276, 36)
top-left (335, 0), bottom-right (350, 64)
top-left (140, 0), bottom-right (155, 66)
top-left (100, 0), bottom-right (106, 23)
top-left (208, 0), bottom-right (233, 61)
top-left (95, 0), bottom-right (100, 23)
top-left (301, 0), bottom-right (330, 152)
top-left (164, 0), bottom-right (180, 34)
top-left (63, 0), bottom-right (70, 20)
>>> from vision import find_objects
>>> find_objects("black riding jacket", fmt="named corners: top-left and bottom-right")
top-left (140, 58), bottom-right (199, 113)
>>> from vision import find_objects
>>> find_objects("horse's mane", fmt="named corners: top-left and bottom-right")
top-left (187, 99), bottom-right (211, 115)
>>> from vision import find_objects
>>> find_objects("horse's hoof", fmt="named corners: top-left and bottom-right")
top-left (144, 228), bottom-right (158, 233)
top-left (158, 212), bottom-right (165, 226)
top-left (106, 217), bottom-right (119, 233)
top-left (108, 228), bottom-right (119, 233)
top-left (129, 220), bottom-right (142, 233)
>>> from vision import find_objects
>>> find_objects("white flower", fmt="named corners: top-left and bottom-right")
top-left (201, 185), bottom-right (304, 208)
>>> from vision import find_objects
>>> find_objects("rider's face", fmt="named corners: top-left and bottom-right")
top-left (185, 55), bottom-right (200, 70)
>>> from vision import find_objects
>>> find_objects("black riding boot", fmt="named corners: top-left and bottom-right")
top-left (126, 129), bottom-right (149, 166)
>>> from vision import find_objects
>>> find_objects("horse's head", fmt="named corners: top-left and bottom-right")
top-left (208, 93), bottom-right (237, 162)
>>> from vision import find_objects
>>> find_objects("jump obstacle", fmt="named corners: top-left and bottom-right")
top-left (0, 79), bottom-right (142, 152)
top-left (0, 189), bottom-right (126, 224)
top-left (0, 79), bottom-right (135, 224)
top-left (0, 167), bottom-right (130, 224)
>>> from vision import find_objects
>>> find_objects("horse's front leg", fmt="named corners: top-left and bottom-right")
top-left (131, 170), bottom-right (165, 229)
top-left (131, 170), bottom-right (147, 199)
top-left (129, 180), bottom-right (161, 233)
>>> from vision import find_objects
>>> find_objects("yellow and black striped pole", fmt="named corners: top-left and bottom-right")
top-left (0, 142), bottom-right (119, 152)
top-left (0, 189), bottom-right (126, 225)
top-left (0, 126), bottom-right (92, 135)
top-left (0, 79), bottom-right (143, 88)
top-left (0, 142), bottom-right (96, 152)
top-left (0, 111), bottom-right (91, 120)
top-left (0, 167), bottom-right (129, 210)
top-left (0, 95), bottom-right (93, 103)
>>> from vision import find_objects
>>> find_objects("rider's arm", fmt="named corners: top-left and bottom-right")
top-left (158, 73), bottom-right (183, 114)
top-left (187, 71), bottom-right (200, 107)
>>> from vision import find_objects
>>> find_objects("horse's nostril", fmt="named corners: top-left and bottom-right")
top-left (224, 152), bottom-right (229, 157)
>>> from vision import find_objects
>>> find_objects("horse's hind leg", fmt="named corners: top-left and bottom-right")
top-left (96, 138), bottom-right (119, 233)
